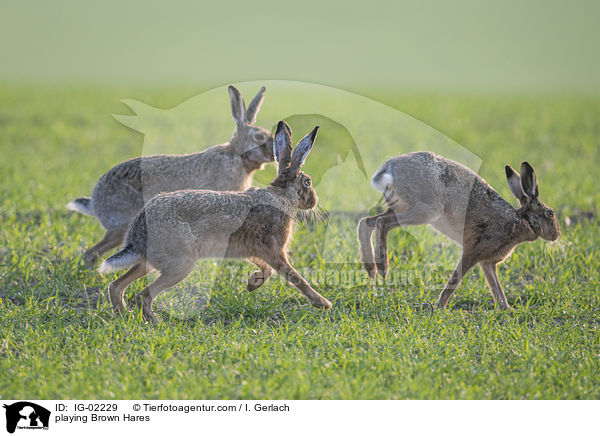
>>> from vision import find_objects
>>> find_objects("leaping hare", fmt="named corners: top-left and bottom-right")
top-left (98, 121), bottom-right (332, 323)
top-left (358, 151), bottom-right (560, 310)
top-left (68, 85), bottom-right (274, 268)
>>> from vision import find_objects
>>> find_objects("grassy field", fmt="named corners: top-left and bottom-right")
top-left (0, 84), bottom-right (599, 399)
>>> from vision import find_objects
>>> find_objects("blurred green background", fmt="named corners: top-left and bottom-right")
top-left (1, 0), bottom-right (599, 93)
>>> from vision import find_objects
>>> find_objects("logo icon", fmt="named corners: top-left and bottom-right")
top-left (3, 402), bottom-right (50, 434)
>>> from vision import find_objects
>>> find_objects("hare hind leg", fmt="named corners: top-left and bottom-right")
top-left (108, 263), bottom-right (148, 313)
top-left (374, 203), bottom-right (442, 279)
top-left (358, 210), bottom-right (394, 279)
top-left (135, 260), bottom-right (196, 323)
top-left (374, 211), bottom-right (399, 278)
top-left (83, 227), bottom-right (125, 269)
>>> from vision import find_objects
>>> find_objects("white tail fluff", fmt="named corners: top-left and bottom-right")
top-left (371, 170), bottom-right (393, 192)
top-left (98, 246), bottom-right (141, 274)
top-left (66, 197), bottom-right (95, 217)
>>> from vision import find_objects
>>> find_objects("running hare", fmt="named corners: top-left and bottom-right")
top-left (358, 151), bottom-right (560, 310)
top-left (68, 85), bottom-right (274, 268)
top-left (99, 121), bottom-right (332, 323)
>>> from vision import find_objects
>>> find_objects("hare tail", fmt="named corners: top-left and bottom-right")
top-left (371, 167), bottom-right (393, 192)
top-left (98, 245), bottom-right (142, 274)
top-left (67, 197), bottom-right (95, 217)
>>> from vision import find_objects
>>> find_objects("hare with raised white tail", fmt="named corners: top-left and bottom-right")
top-left (68, 85), bottom-right (274, 268)
top-left (358, 151), bottom-right (560, 310)
top-left (99, 121), bottom-right (332, 323)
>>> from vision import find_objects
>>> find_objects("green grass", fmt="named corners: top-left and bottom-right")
top-left (0, 84), bottom-right (599, 399)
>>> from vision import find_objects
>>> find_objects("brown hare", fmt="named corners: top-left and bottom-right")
top-left (68, 85), bottom-right (274, 268)
top-left (99, 120), bottom-right (332, 323)
top-left (358, 151), bottom-right (560, 310)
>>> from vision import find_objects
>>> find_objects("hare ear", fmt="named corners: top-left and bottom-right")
top-left (228, 85), bottom-right (247, 126)
top-left (519, 161), bottom-right (539, 199)
top-left (290, 126), bottom-right (319, 172)
top-left (246, 86), bottom-right (265, 125)
top-left (274, 120), bottom-right (292, 173)
top-left (505, 165), bottom-right (526, 204)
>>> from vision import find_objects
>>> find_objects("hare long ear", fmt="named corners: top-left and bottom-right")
top-left (228, 85), bottom-right (247, 126)
top-left (290, 126), bottom-right (319, 172)
top-left (274, 120), bottom-right (292, 174)
top-left (520, 161), bottom-right (539, 199)
top-left (246, 86), bottom-right (265, 125)
top-left (505, 165), bottom-right (527, 204)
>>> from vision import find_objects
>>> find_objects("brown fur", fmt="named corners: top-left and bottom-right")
top-left (99, 121), bottom-right (330, 323)
top-left (358, 152), bottom-right (560, 310)
top-left (67, 85), bottom-right (274, 268)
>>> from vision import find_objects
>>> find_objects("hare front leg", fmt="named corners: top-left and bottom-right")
top-left (268, 255), bottom-right (332, 309)
top-left (480, 262), bottom-right (511, 310)
top-left (435, 254), bottom-right (477, 309)
top-left (247, 257), bottom-right (273, 292)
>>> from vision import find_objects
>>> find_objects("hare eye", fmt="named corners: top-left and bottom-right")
top-left (255, 133), bottom-right (265, 142)
top-left (545, 209), bottom-right (554, 218)
top-left (303, 178), bottom-right (311, 187)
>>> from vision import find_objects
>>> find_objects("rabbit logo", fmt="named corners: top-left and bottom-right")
top-left (113, 80), bottom-right (479, 229)
top-left (3, 402), bottom-right (50, 433)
